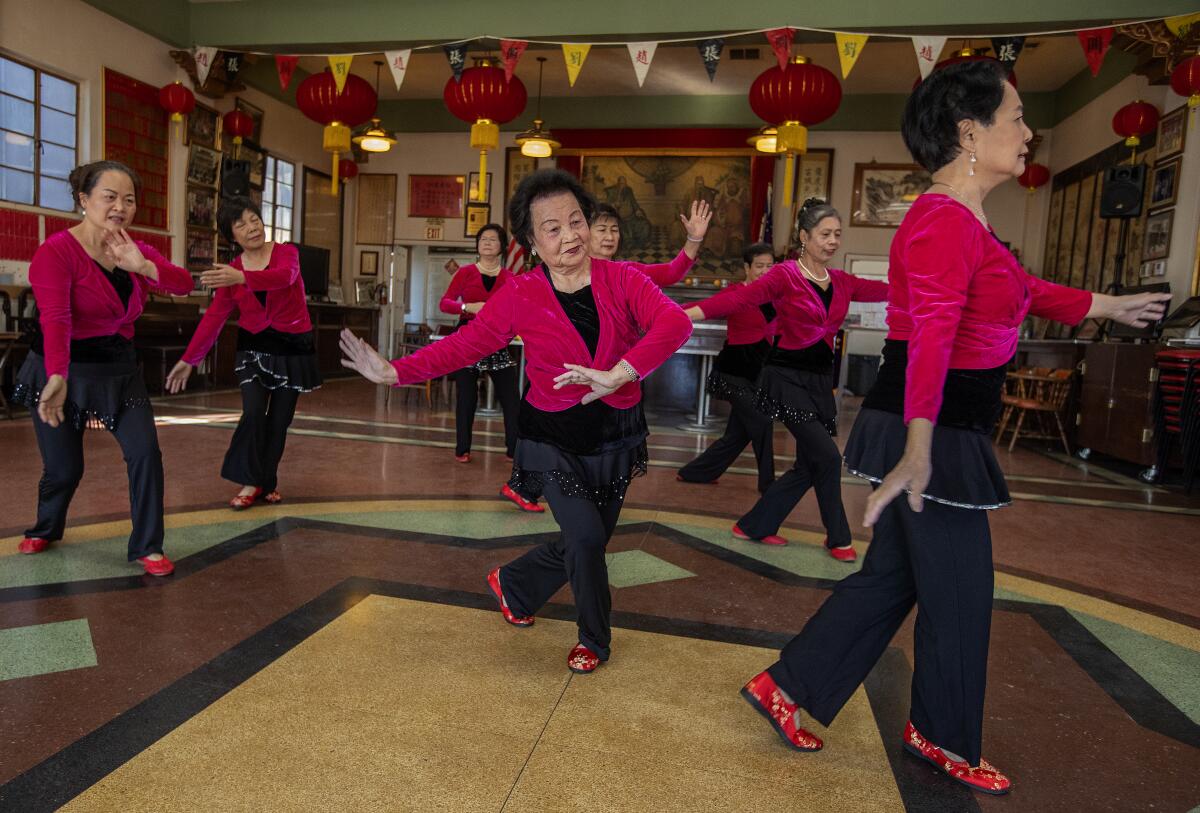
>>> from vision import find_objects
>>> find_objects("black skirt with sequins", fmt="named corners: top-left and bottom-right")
top-left (752, 364), bottom-right (839, 436)
top-left (14, 347), bottom-right (151, 431)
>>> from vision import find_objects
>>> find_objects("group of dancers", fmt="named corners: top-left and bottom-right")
top-left (14, 60), bottom-right (1170, 795)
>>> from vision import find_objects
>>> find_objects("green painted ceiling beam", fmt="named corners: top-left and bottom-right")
top-left (80, 0), bottom-right (190, 48)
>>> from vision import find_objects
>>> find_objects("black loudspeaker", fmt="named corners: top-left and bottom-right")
top-left (1099, 164), bottom-right (1146, 218)
top-left (220, 159), bottom-right (251, 199)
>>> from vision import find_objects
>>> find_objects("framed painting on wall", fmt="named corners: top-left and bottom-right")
top-left (1143, 209), bottom-right (1174, 262)
top-left (465, 203), bottom-right (491, 238)
top-left (234, 97), bottom-right (265, 143)
top-left (355, 173), bottom-right (397, 245)
top-left (360, 250), bottom-right (380, 277)
top-left (185, 227), bottom-right (216, 271)
top-left (504, 148), bottom-right (540, 230)
top-left (1150, 157), bottom-right (1181, 211)
top-left (850, 163), bottom-right (933, 228)
top-left (186, 145), bottom-right (221, 188)
top-left (409, 174), bottom-right (465, 218)
top-left (185, 185), bottom-right (216, 229)
top-left (465, 172), bottom-right (493, 206)
top-left (186, 102), bottom-right (220, 148)
top-left (1157, 105), bottom-right (1187, 161)
top-left (795, 149), bottom-right (834, 203)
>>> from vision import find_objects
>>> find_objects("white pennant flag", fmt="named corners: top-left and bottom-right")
top-left (193, 46), bottom-right (218, 86)
top-left (384, 49), bottom-right (413, 91)
top-left (912, 36), bottom-right (946, 80)
top-left (626, 42), bottom-right (658, 88)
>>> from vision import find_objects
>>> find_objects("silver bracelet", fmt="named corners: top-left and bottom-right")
top-left (618, 359), bottom-right (640, 382)
top-left (685, 235), bottom-right (704, 242)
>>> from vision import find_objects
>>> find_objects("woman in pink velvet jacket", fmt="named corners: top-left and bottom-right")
top-left (686, 199), bottom-right (888, 560)
top-left (340, 169), bottom-right (692, 674)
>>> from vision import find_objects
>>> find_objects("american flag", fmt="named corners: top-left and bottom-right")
top-left (505, 237), bottom-right (527, 273)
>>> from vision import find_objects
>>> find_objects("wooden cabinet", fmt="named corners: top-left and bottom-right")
top-left (1076, 343), bottom-right (1159, 466)
top-left (309, 303), bottom-right (378, 378)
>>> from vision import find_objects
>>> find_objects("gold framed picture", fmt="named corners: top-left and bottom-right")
top-left (465, 203), bottom-right (491, 238)
top-left (1156, 105), bottom-right (1187, 162)
top-left (850, 162), bottom-right (932, 228)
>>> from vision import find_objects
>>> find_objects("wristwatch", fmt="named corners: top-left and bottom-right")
top-left (461, 302), bottom-right (468, 314)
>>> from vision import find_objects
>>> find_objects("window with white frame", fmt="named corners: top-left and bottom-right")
top-left (0, 56), bottom-right (78, 211)
top-left (262, 156), bottom-right (295, 243)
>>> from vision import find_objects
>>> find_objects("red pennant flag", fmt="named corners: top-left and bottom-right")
top-left (766, 28), bottom-right (794, 70)
top-left (275, 55), bottom-right (299, 92)
top-left (1077, 28), bottom-right (1113, 77)
top-left (500, 39), bottom-right (528, 83)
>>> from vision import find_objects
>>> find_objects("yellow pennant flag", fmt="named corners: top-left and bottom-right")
top-left (1166, 13), bottom-right (1200, 38)
top-left (562, 43), bottom-right (591, 87)
top-left (328, 55), bottom-right (354, 93)
top-left (835, 33), bottom-right (869, 79)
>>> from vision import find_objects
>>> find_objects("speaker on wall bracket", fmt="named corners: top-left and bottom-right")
top-left (1099, 163), bottom-right (1146, 219)
top-left (220, 159), bottom-right (252, 200)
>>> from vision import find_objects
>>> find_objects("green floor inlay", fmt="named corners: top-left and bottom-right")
top-left (0, 619), bottom-right (97, 681)
top-left (660, 521), bottom-right (860, 582)
top-left (606, 550), bottom-right (695, 589)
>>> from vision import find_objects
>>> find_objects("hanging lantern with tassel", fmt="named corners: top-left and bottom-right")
top-left (1171, 55), bottom-right (1200, 110)
top-left (222, 109), bottom-right (254, 158)
top-left (444, 57), bottom-right (527, 202)
top-left (748, 55), bottom-right (841, 207)
top-left (338, 158), bottom-right (359, 185)
top-left (1017, 162), bottom-right (1050, 193)
top-left (296, 70), bottom-right (377, 194)
top-left (158, 81), bottom-right (195, 142)
top-left (1112, 100), bottom-right (1160, 162)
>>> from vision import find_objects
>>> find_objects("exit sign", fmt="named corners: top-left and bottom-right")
top-left (424, 225), bottom-right (444, 240)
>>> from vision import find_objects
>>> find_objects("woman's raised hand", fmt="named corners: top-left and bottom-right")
top-left (339, 328), bottom-right (399, 385)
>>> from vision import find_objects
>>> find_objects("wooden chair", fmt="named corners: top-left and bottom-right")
top-left (994, 367), bottom-right (1074, 454)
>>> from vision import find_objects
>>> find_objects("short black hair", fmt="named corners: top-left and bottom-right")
top-left (590, 203), bottom-right (621, 226)
top-left (507, 169), bottom-right (596, 252)
top-left (902, 59), bottom-right (1009, 173)
top-left (795, 198), bottom-right (840, 234)
top-left (68, 160), bottom-right (142, 209)
top-left (742, 242), bottom-right (774, 265)
top-left (217, 196), bottom-right (263, 243)
top-left (475, 223), bottom-right (508, 253)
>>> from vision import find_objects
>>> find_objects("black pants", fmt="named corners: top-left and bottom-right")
top-left (499, 479), bottom-right (624, 659)
top-left (767, 494), bottom-right (994, 766)
top-left (27, 406), bottom-right (165, 561)
top-left (737, 418), bottom-right (849, 548)
top-left (678, 385), bottom-right (776, 494)
top-left (452, 365), bottom-right (519, 456)
top-left (221, 381), bottom-right (300, 492)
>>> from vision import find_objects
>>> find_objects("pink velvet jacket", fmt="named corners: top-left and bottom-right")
top-left (696, 262), bottom-right (888, 350)
top-left (439, 262), bottom-right (513, 319)
top-left (632, 249), bottom-right (694, 288)
top-left (390, 257), bottom-right (693, 411)
top-left (30, 230), bottom-right (194, 378)
top-left (181, 243), bottom-right (311, 366)
top-left (889, 195), bottom-right (1093, 423)
top-left (702, 281), bottom-right (775, 345)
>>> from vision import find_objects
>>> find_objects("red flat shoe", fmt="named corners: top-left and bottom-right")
top-left (501, 484), bottom-right (545, 513)
top-left (138, 555), bottom-right (175, 577)
top-left (262, 491), bottom-right (283, 505)
top-left (18, 537), bottom-right (49, 555)
top-left (230, 488), bottom-right (263, 510)
top-left (740, 671), bottom-right (823, 751)
top-left (455, 452), bottom-right (471, 463)
top-left (486, 568), bottom-right (534, 627)
top-left (675, 474), bottom-right (719, 485)
top-left (567, 644), bottom-right (601, 674)
top-left (829, 544), bottom-right (857, 562)
top-left (732, 524), bottom-right (787, 546)
top-left (903, 721), bottom-right (1011, 795)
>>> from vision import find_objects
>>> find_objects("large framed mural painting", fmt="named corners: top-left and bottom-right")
top-left (580, 151), bottom-right (752, 277)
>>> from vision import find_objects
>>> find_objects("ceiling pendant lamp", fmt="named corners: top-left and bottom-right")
top-left (353, 60), bottom-right (397, 154)
top-left (515, 57), bottom-right (561, 158)
top-left (747, 126), bottom-right (781, 154)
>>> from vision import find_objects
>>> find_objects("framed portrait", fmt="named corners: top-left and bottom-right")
top-left (1149, 157), bottom-right (1181, 211)
top-left (409, 174), bottom-right (465, 218)
top-left (186, 102), bottom-right (219, 148)
top-left (465, 172), bottom-right (493, 206)
top-left (359, 250), bottom-right (380, 277)
top-left (234, 97), bottom-right (265, 143)
top-left (1139, 259), bottom-right (1167, 278)
top-left (185, 227), bottom-right (216, 271)
top-left (1143, 209), bottom-right (1174, 262)
top-left (354, 276), bottom-right (377, 305)
top-left (186, 145), bottom-right (221, 189)
top-left (464, 203), bottom-right (491, 238)
top-left (850, 163), bottom-right (933, 227)
top-left (185, 185), bottom-right (217, 228)
top-left (1156, 105), bottom-right (1187, 161)
top-left (504, 148), bottom-right (540, 230)
top-left (240, 141), bottom-right (267, 188)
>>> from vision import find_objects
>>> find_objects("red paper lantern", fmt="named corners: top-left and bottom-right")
top-left (444, 60), bottom-right (527, 200)
top-left (158, 81), bottom-right (195, 122)
top-left (748, 56), bottom-right (841, 206)
top-left (1112, 100), bottom-right (1160, 150)
top-left (1170, 55), bottom-right (1200, 109)
top-left (222, 109), bottom-right (254, 156)
top-left (1017, 162), bottom-right (1050, 192)
top-left (338, 158), bottom-right (359, 182)
top-left (296, 71), bottom-right (377, 193)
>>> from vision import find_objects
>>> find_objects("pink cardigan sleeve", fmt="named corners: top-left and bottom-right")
top-left (140, 242), bottom-right (195, 296)
top-left (617, 265), bottom-right (693, 378)
top-left (1026, 275), bottom-right (1092, 325)
top-left (181, 288), bottom-right (238, 366)
top-left (241, 243), bottom-right (300, 292)
top-left (626, 250), bottom-right (694, 288)
top-left (694, 263), bottom-right (789, 320)
top-left (28, 241), bottom-right (73, 378)
top-left (439, 266), bottom-right (471, 316)
top-left (846, 273), bottom-right (889, 303)
top-left (392, 286), bottom-right (515, 385)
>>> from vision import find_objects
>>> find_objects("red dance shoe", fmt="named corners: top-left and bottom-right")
top-left (501, 484), bottom-right (545, 513)
top-left (828, 543), bottom-right (857, 562)
top-left (732, 524), bottom-right (787, 546)
top-left (138, 555), bottom-right (175, 577)
top-left (675, 474), bottom-right (719, 485)
top-left (230, 487), bottom-right (263, 510)
top-left (18, 537), bottom-right (49, 555)
top-left (486, 568), bottom-right (534, 627)
top-left (263, 491), bottom-right (283, 505)
top-left (455, 452), bottom-right (471, 463)
top-left (902, 721), bottom-right (1011, 795)
top-left (740, 671), bottom-right (823, 751)
top-left (567, 644), bottom-right (601, 674)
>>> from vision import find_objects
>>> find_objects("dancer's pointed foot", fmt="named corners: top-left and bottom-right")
top-left (732, 524), bottom-right (787, 546)
top-left (486, 568), bottom-right (534, 627)
top-left (902, 721), bottom-right (1011, 795)
top-left (740, 671), bottom-right (822, 751)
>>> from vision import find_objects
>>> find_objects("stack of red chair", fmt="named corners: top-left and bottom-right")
top-left (1153, 349), bottom-right (1200, 492)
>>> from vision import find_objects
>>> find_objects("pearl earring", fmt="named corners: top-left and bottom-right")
top-left (969, 151), bottom-right (977, 177)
